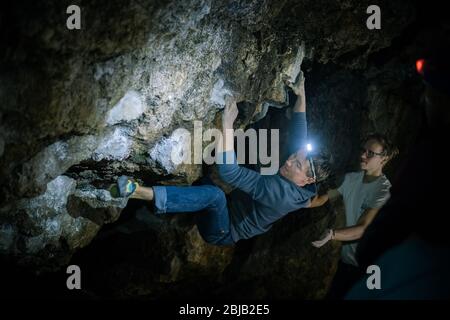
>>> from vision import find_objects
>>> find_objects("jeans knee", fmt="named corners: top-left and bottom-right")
top-left (202, 231), bottom-right (234, 246)
top-left (210, 186), bottom-right (226, 207)
top-left (203, 232), bottom-right (226, 245)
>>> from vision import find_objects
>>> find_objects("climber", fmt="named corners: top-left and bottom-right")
top-left (309, 133), bottom-right (398, 298)
top-left (112, 71), bottom-right (331, 246)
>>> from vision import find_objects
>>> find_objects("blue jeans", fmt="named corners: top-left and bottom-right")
top-left (152, 184), bottom-right (235, 246)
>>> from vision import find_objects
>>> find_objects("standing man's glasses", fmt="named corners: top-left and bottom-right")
top-left (360, 147), bottom-right (385, 158)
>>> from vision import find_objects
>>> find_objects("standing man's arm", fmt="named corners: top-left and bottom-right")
top-left (308, 189), bottom-right (341, 207)
top-left (332, 208), bottom-right (380, 241)
top-left (311, 208), bottom-right (381, 247)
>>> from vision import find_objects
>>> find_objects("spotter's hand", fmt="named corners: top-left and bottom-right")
top-left (311, 228), bottom-right (334, 248)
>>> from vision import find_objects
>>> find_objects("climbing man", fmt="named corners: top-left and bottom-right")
top-left (114, 71), bottom-right (331, 246)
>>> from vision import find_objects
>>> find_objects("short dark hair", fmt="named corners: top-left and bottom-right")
top-left (308, 150), bottom-right (333, 183)
top-left (364, 133), bottom-right (399, 161)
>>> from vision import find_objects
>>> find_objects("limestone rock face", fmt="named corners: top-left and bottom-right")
top-left (0, 0), bottom-right (420, 298)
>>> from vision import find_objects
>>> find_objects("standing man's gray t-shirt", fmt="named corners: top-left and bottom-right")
top-left (337, 171), bottom-right (391, 266)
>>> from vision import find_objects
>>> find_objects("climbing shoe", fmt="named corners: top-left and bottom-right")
top-left (109, 184), bottom-right (120, 198)
top-left (116, 175), bottom-right (138, 198)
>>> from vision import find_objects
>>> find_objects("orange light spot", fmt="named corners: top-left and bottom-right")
top-left (416, 59), bottom-right (425, 75)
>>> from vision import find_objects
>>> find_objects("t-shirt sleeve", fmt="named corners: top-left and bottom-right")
top-left (216, 151), bottom-right (261, 197)
top-left (327, 188), bottom-right (341, 200)
top-left (337, 173), bottom-right (350, 196)
top-left (367, 180), bottom-right (391, 209)
top-left (217, 151), bottom-right (293, 207)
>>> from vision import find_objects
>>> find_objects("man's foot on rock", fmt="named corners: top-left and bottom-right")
top-left (117, 175), bottom-right (138, 198)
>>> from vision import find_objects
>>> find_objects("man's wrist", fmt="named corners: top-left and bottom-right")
top-left (222, 121), bottom-right (234, 130)
top-left (293, 95), bottom-right (305, 111)
top-left (330, 229), bottom-right (335, 240)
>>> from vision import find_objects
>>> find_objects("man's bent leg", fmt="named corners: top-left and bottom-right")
top-left (195, 188), bottom-right (233, 246)
top-left (153, 185), bottom-right (234, 246)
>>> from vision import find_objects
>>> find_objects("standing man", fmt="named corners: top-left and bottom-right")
top-left (309, 133), bottom-right (398, 298)
top-left (346, 46), bottom-right (450, 299)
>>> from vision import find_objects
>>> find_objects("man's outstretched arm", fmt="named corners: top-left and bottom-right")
top-left (287, 71), bottom-right (308, 154)
top-left (292, 71), bottom-right (306, 113)
top-left (221, 95), bottom-right (238, 154)
top-left (311, 208), bottom-right (381, 247)
top-left (217, 95), bottom-right (263, 198)
top-left (308, 189), bottom-right (341, 207)
top-left (332, 208), bottom-right (380, 241)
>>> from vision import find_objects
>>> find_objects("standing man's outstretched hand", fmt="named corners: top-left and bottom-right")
top-left (223, 95), bottom-right (239, 129)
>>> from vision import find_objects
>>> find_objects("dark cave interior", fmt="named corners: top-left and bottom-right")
top-left (0, 0), bottom-right (449, 300)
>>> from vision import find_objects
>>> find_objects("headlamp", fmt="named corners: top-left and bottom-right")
top-left (305, 143), bottom-right (316, 181)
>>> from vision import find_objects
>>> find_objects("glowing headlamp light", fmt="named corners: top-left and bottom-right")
top-left (305, 143), bottom-right (316, 181)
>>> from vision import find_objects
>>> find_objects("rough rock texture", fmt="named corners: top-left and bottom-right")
top-left (217, 200), bottom-right (345, 299)
top-left (69, 206), bottom-right (234, 298)
top-left (0, 0), bottom-right (433, 299)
